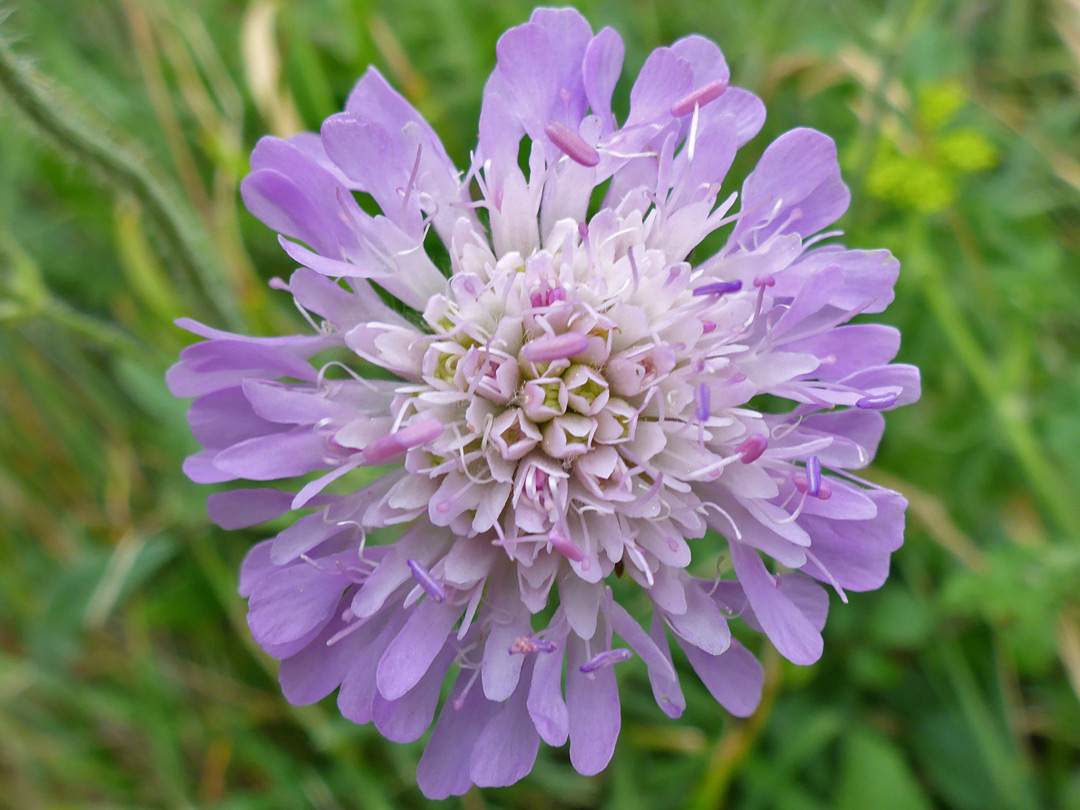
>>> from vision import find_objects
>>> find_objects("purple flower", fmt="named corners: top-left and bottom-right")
top-left (169, 7), bottom-right (919, 797)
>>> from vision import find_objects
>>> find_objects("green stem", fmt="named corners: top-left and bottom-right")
top-left (47, 297), bottom-right (162, 361)
top-left (0, 32), bottom-right (241, 330)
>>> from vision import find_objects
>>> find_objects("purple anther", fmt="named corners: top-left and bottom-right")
top-left (406, 558), bottom-right (446, 603)
top-left (521, 332), bottom-right (589, 364)
top-left (695, 383), bottom-right (711, 422)
top-left (363, 418), bottom-right (444, 464)
top-left (544, 121), bottom-right (601, 167)
top-left (670, 77), bottom-right (730, 117)
top-left (702, 320), bottom-right (717, 333)
top-left (548, 529), bottom-right (586, 562)
top-left (736, 434), bottom-right (768, 464)
top-left (856, 392), bottom-right (899, 410)
top-left (806, 455), bottom-right (822, 497)
top-left (579, 647), bottom-right (633, 673)
top-left (692, 280), bottom-right (743, 297)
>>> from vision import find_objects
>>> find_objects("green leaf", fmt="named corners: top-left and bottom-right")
top-left (835, 728), bottom-right (933, 810)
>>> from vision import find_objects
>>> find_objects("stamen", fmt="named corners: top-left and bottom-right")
top-left (692, 279), bottom-right (743, 297)
top-left (401, 144), bottom-right (423, 217)
top-left (362, 418), bottom-right (444, 464)
top-left (509, 636), bottom-right (557, 655)
top-left (670, 77), bottom-right (730, 117)
top-left (578, 221), bottom-right (593, 267)
top-left (406, 558), bottom-right (446, 603)
top-left (736, 434), bottom-right (768, 463)
top-left (548, 529), bottom-right (586, 562)
top-left (631, 473), bottom-right (665, 511)
top-left (695, 383), bottom-right (711, 422)
top-left (856, 392), bottom-right (899, 410)
top-left (686, 101), bottom-right (700, 162)
top-left (452, 668), bottom-right (482, 711)
top-left (544, 121), bottom-right (600, 167)
top-left (628, 246), bottom-right (641, 294)
top-left (521, 332), bottom-right (589, 363)
top-left (579, 647), bottom-right (633, 674)
top-left (623, 542), bottom-right (654, 586)
top-left (805, 455), bottom-right (822, 497)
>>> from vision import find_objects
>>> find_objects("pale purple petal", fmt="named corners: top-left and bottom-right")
top-left (279, 607), bottom-right (375, 705)
top-left (527, 615), bottom-right (570, 746)
top-left (606, 598), bottom-right (676, 681)
top-left (372, 644), bottom-right (456, 742)
top-left (238, 540), bottom-right (275, 598)
top-left (798, 489), bottom-right (907, 591)
top-left (470, 660), bottom-right (541, 788)
top-left (416, 670), bottom-right (501, 800)
top-left (583, 28), bottom-right (624, 133)
top-left (680, 638), bottom-right (763, 717)
top-left (188, 386), bottom-right (279, 448)
top-left (627, 48), bottom-right (693, 127)
top-left (663, 575), bottom-right (731, 655)
top-left (647, 613), bottom-right (686, 718)
top-left (247, 563), bottom-right (346, 649)
top-left (494, 22), bottom-right (559, 140)
top-left (376, 597), bottom-right (464, 701)
top-left (566, 629), bottom-right (620, 776)
top-left (733, 127), bottom-right (850, 243)
top-left (337, 610), bottom-right (408, 724)
top-left (729, 541), bottom-right (823, 665)
top-left (213, 429), bottom-right (330, 481)
top-left (209, 488), bottom-right (297, 530)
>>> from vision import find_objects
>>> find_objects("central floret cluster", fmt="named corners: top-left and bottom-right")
top-left (379, 210), bottom-right (771, 594)
top-left (170, 7), bottom-right (920, 799)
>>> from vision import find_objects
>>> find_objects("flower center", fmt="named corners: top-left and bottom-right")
top-left (381, 212), bottom-right (758, 576)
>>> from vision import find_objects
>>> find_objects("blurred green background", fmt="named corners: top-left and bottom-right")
top-left (2, 0), bottom-right (1079, 807)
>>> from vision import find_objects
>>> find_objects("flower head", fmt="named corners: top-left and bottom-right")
top-left (170, 7), bottom-right (919, 797)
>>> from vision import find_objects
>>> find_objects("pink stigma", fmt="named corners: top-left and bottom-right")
top-left (544, 121), bottom-right (601, 167)
top-left (736, 434), bottom-right (768, 464)
top-left (363, 418), bottom-right (444, 464)
top-left (670, 77), bottom-right (729, 117)
top-left (522, 332), bottom-right (589, 364)
top-left (548, 529), bottom-right (586, 562)
top-left (793, 471), bottom-right (833, 500)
